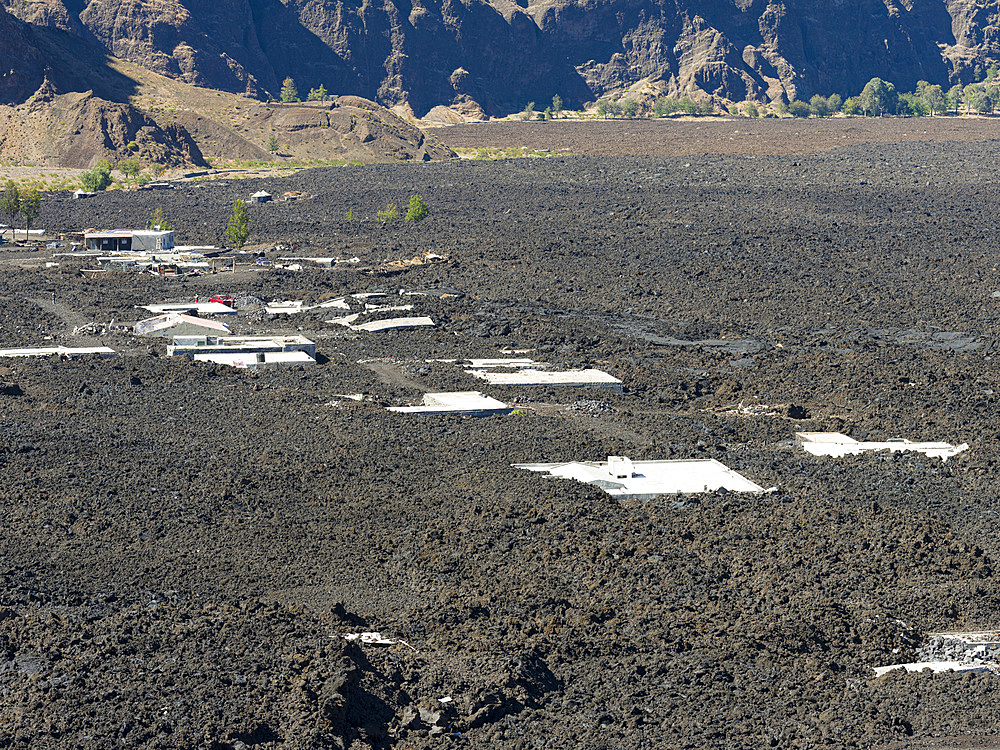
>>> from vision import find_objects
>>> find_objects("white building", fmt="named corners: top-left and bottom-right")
top-left (796, 432), bottom-right (968, 461)
top-left (142, 302), bottom-right (237, 316)
top-left (514, 456), bottom-right (764, 498)
top-left (0, 346), bottom-right (116, 358)
top-left (468, 367), bottom-right (622, 393)
top-left (872, 662), bottom-right (998, 677)
top-left (388, 391), bottom-right (511, 416)
top-left (135, 313), bottom-right (231, 338)
top-left (194, 350), bottom-right (315, 369)
top-left (167, 334), bottom-right (316, 359)
top-left (85, 229), bottom-right (174, 252)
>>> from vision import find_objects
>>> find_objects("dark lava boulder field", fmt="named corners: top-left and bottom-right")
top-left (3, 120), bottom-right (1000, 748)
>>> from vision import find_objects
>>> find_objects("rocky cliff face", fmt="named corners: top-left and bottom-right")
top-left (0, 6), bottom-right (47, 104)
top-left (6, 0), bottom-right (1000, 115)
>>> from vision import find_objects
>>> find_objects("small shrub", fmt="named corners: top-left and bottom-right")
top-left (405, 194), bottom-right (429, 222)
top-left (377, 203), bottom-right (399, 222)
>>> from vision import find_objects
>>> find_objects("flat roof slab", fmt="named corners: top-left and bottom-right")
top-left (515, 456), bottom-right (763, 497)
top-left (796, 432), bottom-right (968, 461)
top-left (469, 368), bottom-right (622, 392)
top-left (389, 391), bottom-right (511, 416)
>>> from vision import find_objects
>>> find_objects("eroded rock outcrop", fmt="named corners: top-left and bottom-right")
top-left (5, 0), bottom-right (1000, 113)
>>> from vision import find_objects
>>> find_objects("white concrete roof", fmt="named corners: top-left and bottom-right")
top-left (265, 297), bottom-right (350, 315)
top-left (466, 358), bottom-right (543, 369)
top-left (194, 350), bottom-right (316, 368)
top-left (872, 661), bottom-right (999, 677)
top-left (796, 432), bottom-right (968, 461)
top-left (168, 334), bottom-right (314, 357)
top-left (0, 346), bottom-right (116, 358)
top-left (468, 368), bottom-right (622, 391)
top-left (388, 391), bottom-right (511, 416)
top-left (194, 352), bottom-right (258, 368)
top-left (135, 313), bottom-right (230, 337)
top-left (351, 316), bottom-right (435, 333)
top-left (263, 351), bottom-right (315, 365)
top-left (514, 456), bottom-right (764, 498)
top-left (142, 302), bottom-right (237, 315)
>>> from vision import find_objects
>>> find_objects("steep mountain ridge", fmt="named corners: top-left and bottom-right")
top-left (0, 4), bottom-right (454, 167)
top-left (6, 0), bottom-right (1000, 116)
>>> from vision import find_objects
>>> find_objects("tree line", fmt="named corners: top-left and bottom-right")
top-left (0, 181), bottom-right (41, 242)
top-left (782, 70), bottom-right (1000, 118)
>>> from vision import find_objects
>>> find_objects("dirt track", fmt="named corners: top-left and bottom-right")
top-left (2, 118), bottom-right (1000, 748)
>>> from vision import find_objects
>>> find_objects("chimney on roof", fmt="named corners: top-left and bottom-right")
top-left (607, 456), bottom-right (634, 479)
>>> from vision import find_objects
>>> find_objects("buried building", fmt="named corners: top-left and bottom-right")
top-left (514, 456), bottom-right (765, 498)
top-left (468, 367), bottom-right (623, 393)
top-left (85, 229), bottom-right (174, 252)
top-left (166, 335), bottom-right (316, 369)
top-left (135, 313), bottom-right (231, 338)
top-left (796, 432), bottom-right (968, 461)
top-left (388, 391), bottom-right (512, 416)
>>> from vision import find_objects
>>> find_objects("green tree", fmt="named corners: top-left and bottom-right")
top-left (280, 77), bottom-right (300, 103)
top-left (226, 199), bottom-right (250, 249)
top-left (376, 203), bottom-right (399, 222)
top-left (20, 187), bottom-right (40, 242)
top-left (0, 181), bottom-right (20, 238)
top-left (974, 64), bottom-right (984, 82)
top-left (80, 159), bottom-right (113, 191)
top-left (809, 94), bottom-right (829, 117)
top-left (619, 98), bottom-right (639, 118)
top-left (744, 101), bottom-right (759, 118)
top-left (966, 84), bottom-right (992, 114)
top-left (679, 97), bottom-right (699, 115)
top-left (841, 96), bottom-right (862, 115)
top-left (898, 92), bottom-right (928, 116)
top-left (551, 94), bottom-right (563, 117)
top-left (405, 193), bottom-right (429, 222)
top-left (989, 65), bottom-right (1000, 82)
top-left (947, 84), bottom-right (965, 113)
top-left (150, 207), bottom-right (172, 231)
top-left (860, 77), bottom-right (897, 116)
top-left (542, 106), bottom-right (553, 120)
top-left (307, 84), bottom-right (329, 102)
top-left (117, 156), bottom-right (141, 181)
top-left (653, 96), bottom-right (679, 116)
top-left (267, 134), bottom-right (279, 153)
top-left (788, 100), bottom-right (811, 117)
top-left (827, 93), bottom-right (842, 113)
top-left (521, 101), bottom-right (535, 120)
top-left (922, 84), bottom-right (946, 115)
top-left (150, 162), bottom-right (167, 179)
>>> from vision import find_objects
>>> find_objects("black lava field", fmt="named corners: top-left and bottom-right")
top-left (3, 124), bottom-right (1000, 749)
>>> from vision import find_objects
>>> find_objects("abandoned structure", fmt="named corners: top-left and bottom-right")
top-left (142, 302), bottom-right (237, 316)
top-left (796, 432), bottom-right (968, 460)
top-left (388, 391), bottom-right (512, 416)
top-left (84, 229), bottom-right (175, 253)
top-left (514, 456), bottom-right (764, 498)
top-left (469, 368), bottom-right (623, 392)
top-left (0, 346), bottom-right (116, 358)
top-left (135, 314), bottom-right (231, 338)
top-left (166, 335), bottom-right (316, 359)
top-left (193, 350), bottom-right (315, 369)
